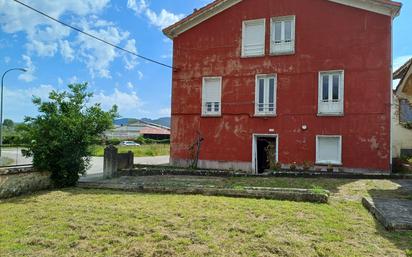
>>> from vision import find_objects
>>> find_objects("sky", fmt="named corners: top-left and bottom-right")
top-left (0, 0), bottom-right (411, 122)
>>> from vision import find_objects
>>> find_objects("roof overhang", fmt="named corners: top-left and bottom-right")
top-left (163, 0), bottom-right (402, 39)
top-left (394, 59), bottom-right (412, 95)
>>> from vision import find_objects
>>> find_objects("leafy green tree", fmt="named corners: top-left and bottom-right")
top-left (3, 119), bottom-right (14, 129)
top-left (22, 83), bottom-right (117, 187)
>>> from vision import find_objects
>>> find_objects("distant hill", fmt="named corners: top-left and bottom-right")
top-left (113, 118), bottom-right (138, 126)
top-left (114, 117), bottom-right (171, 128)
top-left (141, 117), bottom-right (171, 128)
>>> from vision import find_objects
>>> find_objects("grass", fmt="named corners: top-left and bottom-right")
top-left (0, 178), bottom-right (411, 256)
top-left (90, 144), bottom-right (170, 157)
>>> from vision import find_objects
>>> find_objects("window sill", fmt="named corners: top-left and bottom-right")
top-left (241, 54), bottom-right (265, 58)
top-left (254, 113), bottom-right (277, 118)
top-left (315, 162), bottom-right (343, 166)
top-left (269, 50), bottom-right (295, 56)
top-left (201, 114), bottom-right (222, 118)
top-left (317, 113), bottom-right (344, 117)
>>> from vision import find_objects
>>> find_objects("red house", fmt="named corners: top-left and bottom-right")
top-left (163, 0), bottom-right (401, 173)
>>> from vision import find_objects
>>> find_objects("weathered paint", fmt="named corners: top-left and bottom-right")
top-left (170, 0), bottom-right (392, 172)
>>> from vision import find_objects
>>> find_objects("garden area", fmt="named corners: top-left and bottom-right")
top-left (1, 178), bottom-right (411, 257)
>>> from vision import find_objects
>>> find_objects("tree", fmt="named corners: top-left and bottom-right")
top-left (3, 119), bottom-right (14, 129)
top-left (22, 83), bottom-right (117, 187)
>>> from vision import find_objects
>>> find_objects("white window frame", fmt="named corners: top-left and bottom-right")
top-left (270, 15), bottom-right (295, 55)
top-left (202, 77), bottom-right (222, 117)
top-left (316, 135), bottom-right (342, 165)
top-left (318, 70), bottom-right (345, 116)
top-left (255, 74), bottom-right (277, 116)
top-left (241, 18), bottom-right (266, 58)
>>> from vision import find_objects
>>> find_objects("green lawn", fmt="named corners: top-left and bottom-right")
top-left (1, 178), bottom-right (411, 256)
top-left (90, 144), bottom-right (170, 157)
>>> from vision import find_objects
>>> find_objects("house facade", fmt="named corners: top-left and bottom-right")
top-left (163, 0), bottom-right (401, 173)
top-left (392, 59), bottom-right (412, 158)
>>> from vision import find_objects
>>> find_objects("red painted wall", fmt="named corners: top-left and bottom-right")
top-left (170, 0), bottom-right (392, 171)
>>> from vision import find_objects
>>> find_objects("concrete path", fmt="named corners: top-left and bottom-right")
top-left (362, 179), bottom-right (412, 231)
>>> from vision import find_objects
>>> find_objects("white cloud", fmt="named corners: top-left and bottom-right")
top-left (123, 39), bottom-right (138, 70)
top-left (394, 55), bottom-right (412, 71)
top-left (59, 40), bottom-right (75, 62)
top-left (137, 71), bottom-right (144, 80)
top-left (4, 56), bottom-right (10, 64)
top-left (158, 107), bottom-right (171, 116)
top-left (0, 0), bottom-right (138, 78)
top-left (145, 9), bottom-right (184, 29)
top-left (18, 55), bottom-right (36, 82)
top-left (57, 77), bottom-right (64, 86)
top-left (127, 82), bottom-right (135, 89)
top-left (92, 88), bottom-right (143, 114)
top-left (127, 1), bottom-right (184, 30)
top-left (75, 18), bottom-right (131, 78)
top-left (4, 84), bottom-right (56, 121)
top-left (69, 76), bottom-right (78, 84)
top-left (127, 0), bottom-right (148, 14)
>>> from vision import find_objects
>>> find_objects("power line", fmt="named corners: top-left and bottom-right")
top-left (12, 0), bottom-right (176, 71)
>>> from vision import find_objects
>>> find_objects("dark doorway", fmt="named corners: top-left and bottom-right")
top-left (256, 137), bottom-right (277, 174)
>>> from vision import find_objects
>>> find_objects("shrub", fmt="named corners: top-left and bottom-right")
top-left (106, 138), bottom-right (121, 146)
top-left (22, 83), bottom-right (117, 187)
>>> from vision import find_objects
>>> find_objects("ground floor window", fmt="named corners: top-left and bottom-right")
top-left (316, 135), bottom-right (342, 165)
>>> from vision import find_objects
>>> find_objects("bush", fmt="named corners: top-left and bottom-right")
top-left (106, 138), bottom-right (121, 146)
top-left (135, 136), bottom-right (170, 145)
top-left (22, 83), bottom-right (117, 187)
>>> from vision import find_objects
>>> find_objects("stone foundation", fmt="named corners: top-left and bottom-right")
top-left (0, 166), bottom-right (52, 199)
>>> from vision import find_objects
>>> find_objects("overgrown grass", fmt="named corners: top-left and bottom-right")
top-left (90, 144), bottom-right (170, 157)
top-left (0, 178), bottom-right (411, 256)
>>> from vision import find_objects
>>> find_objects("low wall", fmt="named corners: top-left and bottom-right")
top-left (0, 166), bottom-right (52, 199)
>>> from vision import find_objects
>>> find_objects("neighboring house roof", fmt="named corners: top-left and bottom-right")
top-left (163, 0), bottom-right (401, 39)
top-left (394, 58), bottom-right (412, 96)
top-left (139, 127), bottom-right (171, 135)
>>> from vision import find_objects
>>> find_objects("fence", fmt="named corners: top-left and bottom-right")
top-left (0, 146), bottom-right (32, 167)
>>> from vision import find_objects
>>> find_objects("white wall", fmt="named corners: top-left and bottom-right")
top-left (392, 94), bottom-right (412, 158)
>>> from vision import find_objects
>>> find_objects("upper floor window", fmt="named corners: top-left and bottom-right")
top-left (318, 71), bottom-right (344, 116)
top-left (271, 16), bottom-right (295, 55)
top-left (255, 74), bottom-right (277, 116)
top-left (202, 77), bottom-right (222, 116)
top-left (242, 19), bottom-right (265, 57)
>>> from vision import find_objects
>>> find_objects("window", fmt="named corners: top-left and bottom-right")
top-left (316, 136), bottom-right (342, 165)
top-left (271, 16), bottom-right (295, 55)
top-left (255, 75), bottom-right (277, 116)
top-left (399, 99), bottom-right (412, 123)
top-left (242, 19), bottom-right (265, 57)
top-left (318, 71), bottom-right (344, 115)
top-left (202, 77), bottom-right (222, 116)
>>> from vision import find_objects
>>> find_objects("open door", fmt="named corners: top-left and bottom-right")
top-left (255, 136), bottom-right (277, 174)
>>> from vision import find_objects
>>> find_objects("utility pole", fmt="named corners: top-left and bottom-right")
top-left (0, 68), bottom-right (27, 158)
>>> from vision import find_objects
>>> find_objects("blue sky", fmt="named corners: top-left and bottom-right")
top-left (0, 0), bottom-right (410, 122)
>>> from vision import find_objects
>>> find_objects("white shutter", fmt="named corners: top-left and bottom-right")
top-left (202, 77), bottom-right (222, 116)
top-left (316, 136), bottom-right (342, 164)
top-left (242, 19), bottom-right (265, 57)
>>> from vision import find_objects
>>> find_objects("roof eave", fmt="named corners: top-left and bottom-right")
top-left (163, 0), bottom-right (402, 39)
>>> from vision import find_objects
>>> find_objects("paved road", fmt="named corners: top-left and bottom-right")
top-left (1, 147), bottom-right (169, 175)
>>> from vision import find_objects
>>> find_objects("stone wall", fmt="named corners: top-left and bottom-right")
top-left (0, 166), bottom-right (52, 199)
top-left (103, 145), bottom-right (134, 179)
